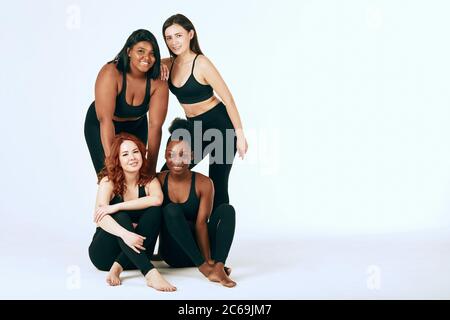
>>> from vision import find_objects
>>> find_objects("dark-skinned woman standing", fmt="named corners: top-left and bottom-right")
top-left (84, 29), bottom-right (168, 176)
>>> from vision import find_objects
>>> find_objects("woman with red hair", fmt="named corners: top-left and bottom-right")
top-left (88, 132), bottom-right (176, 292)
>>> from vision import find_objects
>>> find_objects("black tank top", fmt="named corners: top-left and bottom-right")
top-left (168, 55), bottom-right (214, 104)
top-left (162, 171), bottom-right (200, 221)
top-left (114, 72), bottom-right (151, 118)
top-left (109, 185), bottom-right (147, 223)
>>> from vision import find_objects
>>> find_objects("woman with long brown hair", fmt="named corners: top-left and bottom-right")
top-left (88, 132), bottom-right (176, 292)
top-left (160, 14), bottom-right (248, 211)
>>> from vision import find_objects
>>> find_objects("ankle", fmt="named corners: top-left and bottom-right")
top-left (145, 268), bottom-right (157, 279)
top-left (198, 262), bottom-right (213, 274)
top-left (111, 262), bottom-right (123, 272)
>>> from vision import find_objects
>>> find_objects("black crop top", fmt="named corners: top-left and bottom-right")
top-left (168, 55), bottom-right (214, 104)
top-left (114, 72), bottom-right (151, 118)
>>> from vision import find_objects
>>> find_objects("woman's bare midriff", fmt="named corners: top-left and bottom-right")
top-left (182, 96), bottom-right (221, 118)
top-left (111, 96), bottom-right (221, 121)
top-left (112, 115), bottom-right (144, 122)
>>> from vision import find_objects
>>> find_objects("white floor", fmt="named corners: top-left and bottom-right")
top-left (1, 227), bottom-right (450, 300)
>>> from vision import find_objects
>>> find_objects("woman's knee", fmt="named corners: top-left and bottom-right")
top-left (112, 211), bottom-right (131, 224)
top-left (140, 206), bottom-right (162, 224)
top-left (88, 245), bottom-right (112, 271)
top-left (144, 205), bottom-right (162, 215)
top-left (215, 203), bottom-right (235, 218)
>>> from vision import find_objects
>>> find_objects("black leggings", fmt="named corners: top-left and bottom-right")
top-left (88, 206), bottom-right (162, 275)
top-left (161, 102), bottom-right (237, 210)
top-left (84, 102), bottom-right (148, 174)
top-left (159, 203), bottom-right (235, 268)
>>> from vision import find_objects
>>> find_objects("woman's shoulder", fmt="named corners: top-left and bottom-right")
top-left (151, 77), bottom-right (168, 90)
top-left (193, 171), bottom-right (214, 190)
top-left (99, 176), bottom-right (114, 188)
top-left (195, 54), bottom-right (212, 67)
top-left (97, 62), bottom-right (120, 83)
top-left (156, 170), bottom-right (169, 184)
top-left (143, 175), bottom-right (162, 193)
top-left (100, 62), bottom-right (120, 75)
top-left (194, 55), bottom-right (217, 77)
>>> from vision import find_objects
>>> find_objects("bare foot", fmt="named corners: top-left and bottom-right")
top-left (208, 259), bottom-right (232, 276)
top-left (199, 262), bottom-right (236, 288)
top-left (215, 263), bottom-right (236, 288)
top-left (145, 269), bottom-right (177, 292)
top-left (106, 262), bottom-right (123, 286)
top-left (199, 261), bottom-right (215, 278)
top-left (220, 276), bottom-right (236, 288)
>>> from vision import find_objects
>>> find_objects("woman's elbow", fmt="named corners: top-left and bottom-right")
top-left (154, 195), bottom-right (163, 206)
top-left (98, 115), bottom-right (113, 124)
top-left (195, 221), bottom-right (207, 230)
top-left (148, 122), bottom-right (163, 132)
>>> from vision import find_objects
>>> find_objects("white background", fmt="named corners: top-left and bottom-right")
top-left (1, 0), bottom-right (450, 299)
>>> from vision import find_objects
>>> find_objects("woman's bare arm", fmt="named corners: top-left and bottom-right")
top-left (117, 177), bottom-right (163, 211)
top-left (197, 56), bottom-right (248, 158)
top-left (147, 80), bottom-right (169, 174)
top-left (94, 64), bottom-right (118, 158)
top-left (195, 175), bottom-right (215, 262)
top-left (94, 177), bottom-right (128, 237)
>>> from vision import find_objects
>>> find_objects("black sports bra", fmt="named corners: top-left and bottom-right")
top-left (162, 171), bottom-right (199, 221)
top-left (168, 55), bottom-right (214, 104)
top-left (114, 72), bottom-right (151, 118)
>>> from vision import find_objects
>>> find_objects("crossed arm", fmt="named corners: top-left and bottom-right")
top-left (92, 177), bottom-right (163, 253)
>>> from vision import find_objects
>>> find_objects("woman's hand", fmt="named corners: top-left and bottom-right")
top-left (160, 63), bottom-right (169, 81)
top-left (236, 135), bottom-right (248, 160)
top-left (121, 231), bottom-right (146, 254)
top-left (93, 204), bottom-right (121, 223)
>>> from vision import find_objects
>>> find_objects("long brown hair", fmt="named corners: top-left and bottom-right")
top-left (162, 14), bottom-right (203, 58)
top-left (97, 133), bottom-right (153, 196)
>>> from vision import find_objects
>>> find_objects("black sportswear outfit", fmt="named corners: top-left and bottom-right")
top-left (168, 55), bottom-right (214, 104)
top-left (89, 185), bottom-right (162, 275)
top-left (158, 171), bottom-right (235, 268)
top-left (163, 55), bottom-right (237, 210)
top-left (84, 69), bottom-right (151, 174)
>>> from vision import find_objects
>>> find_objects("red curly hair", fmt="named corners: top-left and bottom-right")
top-left (97, 133), bottom-right (154, 196)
